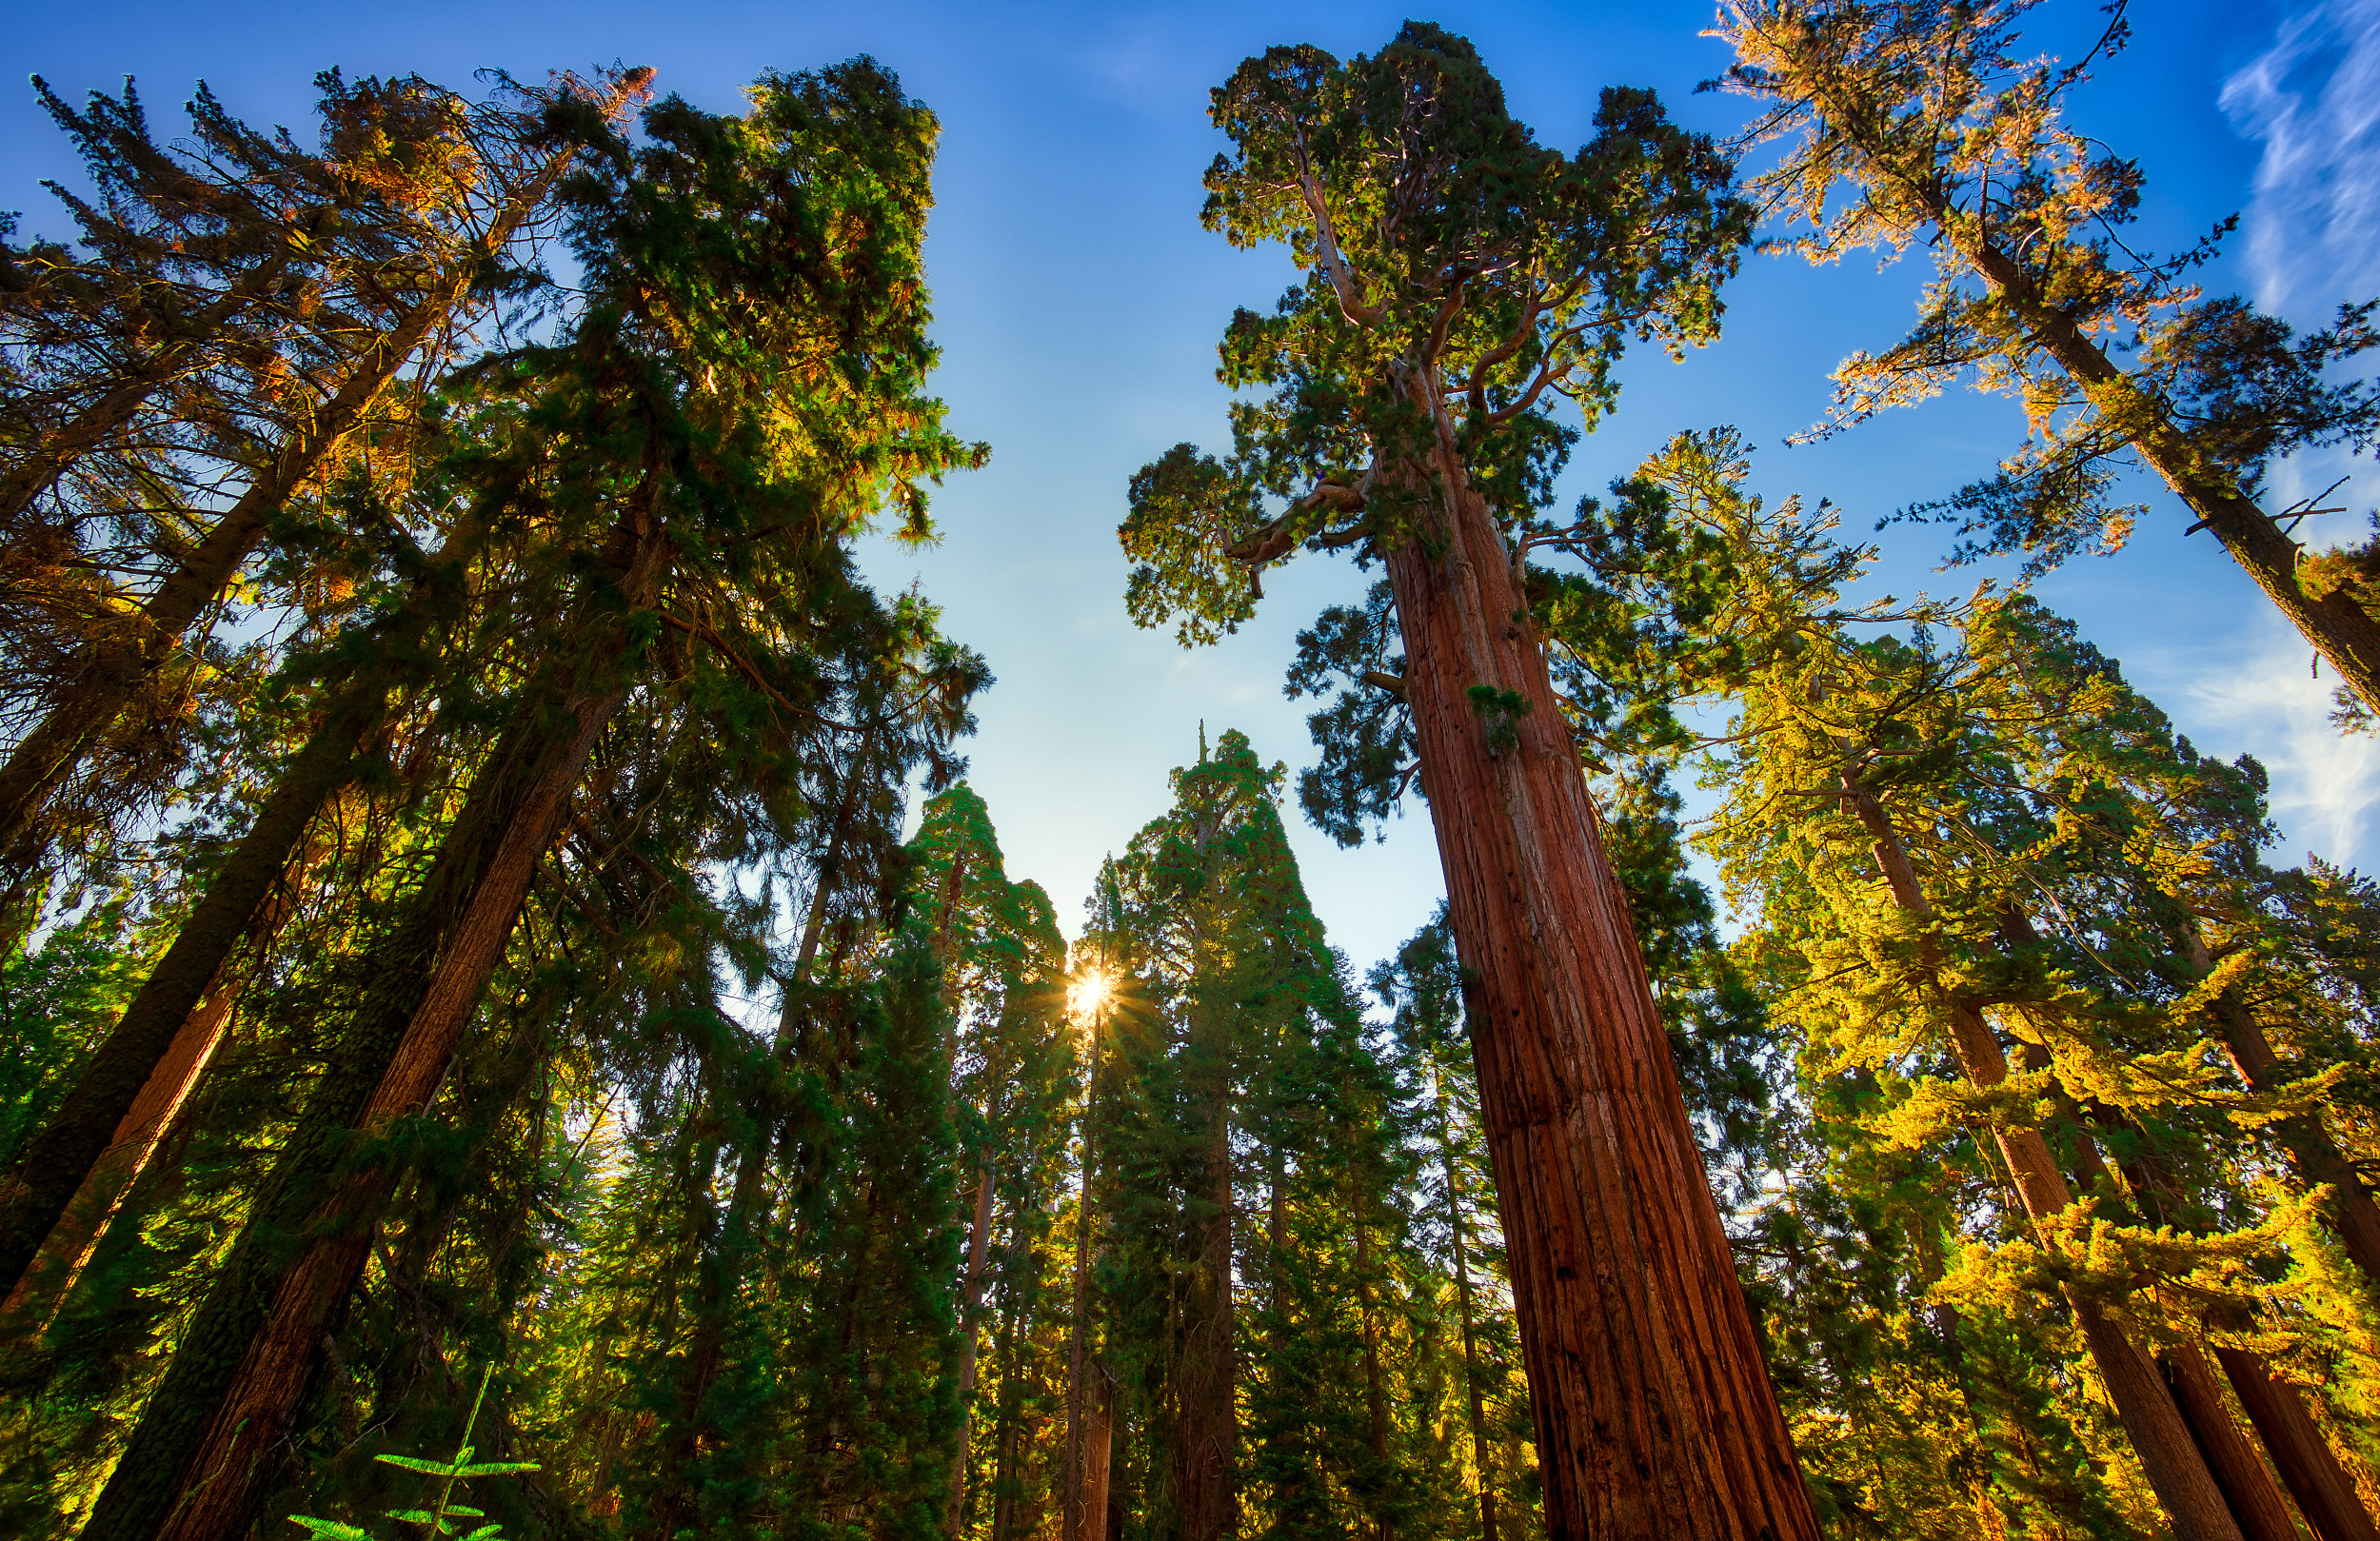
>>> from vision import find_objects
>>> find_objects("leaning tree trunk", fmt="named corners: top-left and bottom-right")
top-left (1841, 790), bottom-right (2245, 1541)
top-left (2164, 1341), bottom-right (2304, 1541)
top-left (0, 73), bottom-right (645, 859)
top-left (0, 864), bottom-right (306, 1343)
top-left (0, 683), bottom-right (379, 1297)
top-left (1379, 442), bottom-right (1819, 1541)
top-left (2211, 1342), bottom-right (2380, 1541)
top-left (0, 511), bottom-right (493, 1303)
top-left (79, 526), bottom-right (665, 1541)
top-left (2187, 925), bottom-right (2380, 1288)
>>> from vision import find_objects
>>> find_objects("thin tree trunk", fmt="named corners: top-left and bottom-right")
top-left (989, 1311), bottom-right (1021, 1541)
top-left (80, 524), bottom-right (665, 1541)
top-left (0, 499), bottom-right (498, 1302)
top-left (0, 867), bottom-right (305, 1342)
top-left (0, 684), bottom-right (378, 1297)
top-left (946, 1165), bottom-right (997, 1536)
top-left (1063, 1040), bottom-right (1099, 1541)
top-left (1842, 786), bottom-right (2244, 1541)
top-left (1440, 1118), bottom-right (1500, 1541)
top-left (1082, 1367), bottom-right (1114, 1541)
top-left (2211, 1344), bottom-right (2380, 1541)
top-left (1264, 1152), bottom-right (1319, 1530)
top-left (641, 805), bottom-right (864, 1541)
top-left (1771, 49), bottom-right (2380, 715)
top-left (0, 249), bottom-right (294, 522)
top-left (1380, 444), bottom-right (1816, 1541)
top-left (1953, 229), bottom-right (2380, 717)
top-left (0, 73), bottom-right (645, 858)
top-left (1175, 991), bottom-right (1234, 1541)
top-left (2186, 927), bottom-right (2380, 1286)
top-left (1353, 1191), bottom-right (1393, 1541)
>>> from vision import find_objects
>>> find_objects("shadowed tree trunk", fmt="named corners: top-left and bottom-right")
top-left (0, 505), bottom-right (497, 1303)
top-left (1174, 987), bottom-right (1234, 1541)
top-left (0, 865), bottom-right (306, 1342)
top-left (2188, 926), bottom-right (2380, 1287)
top-left (2163, 1344), bottom-right (2304, 1541)
top-left (79, 522), bottom-right (666, 1541)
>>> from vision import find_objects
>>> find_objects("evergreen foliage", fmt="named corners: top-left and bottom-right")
top-left (5, 15), bottom-right (2380, 1541)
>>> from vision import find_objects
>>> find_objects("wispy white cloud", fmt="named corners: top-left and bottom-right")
top-left (2165, 616), bottom-right (2380, 869)
top-left (2219, 0), bottom-right (2380, 319)
top-left (2177, 4), bottom-right (2380, 875)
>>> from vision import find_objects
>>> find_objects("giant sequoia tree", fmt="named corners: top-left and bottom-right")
top-left (1118, 25), bottom-right (1817, 1540)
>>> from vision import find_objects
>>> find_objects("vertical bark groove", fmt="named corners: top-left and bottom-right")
top-left (1385, 461), bottom-right (1816, 1541)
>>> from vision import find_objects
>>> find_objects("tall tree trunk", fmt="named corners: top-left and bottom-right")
top-left (1063, 1043), bottom-right (1099, 1541)
top-left (0, 503), bottom-right (495, 1302)
top-left (1264, 1153), bottom-right (1319, 1530)
top-left (0, 683), bottom-right (378, 1297)
top-left (0, 249), bottom-right (295, 522)
top-left (2163, 1345), bottom-right (2306, 1541)
top-left (1353, 1189), bottom-right (1393, 1541)
top-left (80, 525), bottom-right (665, 1541)
top-left (642, 814), bottom-right (863, 1541)
top-left (1841, 787), bottom-right (2244, 1541)
top-left (1759, 78), bottom-right (2380, 715)
top-left (1380, 448), bottom-right (1817, 1541)
top-left (1175, 992), bottom-right (1234, 1541)
top-left (0, 866), bottom-right (305, 1342)
top-left (1440, 1117), bottom-right (1500, 1541)
top-left (1083, 1366), bottom-right (1115, 1541)
top-left (2026, 985), bottom-right (2380, 1541)
top-left (0, 72), bottom-right (645, 858)
top-left (946, 1165), bottom-right (997, 1536)
top-left (1954, 232), bottom-right (2380, 717)
top-left (990, 1296), bottom-right (1022, 1541)
top-left (2186, 927), bottom-right (2380, 1286)
top-left (2211, 1344), bottom-right (2380, 1541)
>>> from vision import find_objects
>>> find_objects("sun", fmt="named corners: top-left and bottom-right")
top-left (1068, 969), bottom-right (1113, 1018)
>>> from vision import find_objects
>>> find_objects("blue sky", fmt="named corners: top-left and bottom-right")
top-left (9, 1), bottom-right (2376, 976)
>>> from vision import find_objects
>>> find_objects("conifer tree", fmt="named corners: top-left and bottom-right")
top-left (71, 57), bottom-right (982, 1541)
top-left (1715, 0), bottom-right (2380, 719)
top-left (0, 66), bottom-right (651, 894)
top-left (1698, 466), bottom-right (2379, 1539)
top-left (1116, 28), bottom-right (1817, 1537)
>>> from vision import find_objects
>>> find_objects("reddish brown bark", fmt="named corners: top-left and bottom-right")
top-left (0, 978), bottom-right (237, 1342)
top-left (1082, 1367), bottom-right (1115, 1541)
top-left (1841, 789), bottom-right (2244, 1541)
top-left (2164, 1344), bottom-right (2304, 1541)
top-left (1383, 459), bottom-right (1816, 1540)
top-left (0, 865), bottom-right (307, 1342)
top-left (2213, 1345), bottom-right (2380, 1541)
top-left (148, 678), bottom-right (626, 1541)
top-left (81, 513), bottom-right (667, 1541)
top-left (2188, 929), bottom-right (2380, 1288)
top-left (0, 684), bottom-right (377, 1299)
